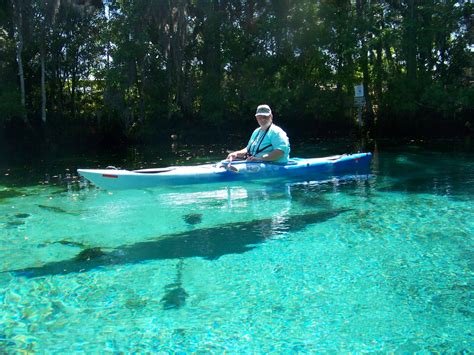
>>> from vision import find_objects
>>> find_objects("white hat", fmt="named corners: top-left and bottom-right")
top-left (255, 104), bottom-right (272, 116)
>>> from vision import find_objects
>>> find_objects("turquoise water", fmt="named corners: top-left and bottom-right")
top-left (1, 140), bottom-right (473, 352)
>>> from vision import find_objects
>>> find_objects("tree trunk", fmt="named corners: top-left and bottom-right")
top-left (356, 0), bottom-right (374, 129)
top-left (40, 45), bottom-right (47, 123)
top-left (405, 0), bottom-right (417, 83)
top-left (374, 39), bottom-right (383, 116)
top-left (12, 0), bottom-right (27, 123)
top-left (39, 0), bottom-right (62, 125)
top-left (174, 0), bottom-right (186, 110)
top-left (166, 0), bottom-right (173, 120)
top-left (71, 63), bottom-right (77, 120)
top-left (16, 33), bottom-right (27, 122)
top-left (137, 57), bottom-right (145, 124)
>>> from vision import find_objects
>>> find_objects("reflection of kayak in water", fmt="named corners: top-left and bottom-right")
top-left (77, 152), bottom-right (372, 190)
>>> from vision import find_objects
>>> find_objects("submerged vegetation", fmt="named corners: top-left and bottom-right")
top-left (0, 0), bottom-right (472, 150)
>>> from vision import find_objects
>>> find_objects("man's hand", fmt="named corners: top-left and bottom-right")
top-left (226, 152), bottom-right (237, 161)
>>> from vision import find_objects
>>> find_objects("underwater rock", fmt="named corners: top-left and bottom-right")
top-left (74, 247), bottom-right (105, 261)
top-left (55, 240), bottom-right (87, 248)
top-left (37, 204), bottom-right (81, 215)
top-left (15, 213), bottom-right (30, 219)
top-left (37, 204), bottom-right (69, 214)
top-left (0, 189), bottom-right (23, 200)
top-left (6, 220), bottom-right (25, 228)
top-left (183, 213), bottom-right (203, 225)
top-left (125, 297), bottom-right (148, 310)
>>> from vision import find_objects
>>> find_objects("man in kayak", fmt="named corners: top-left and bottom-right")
top-left (226, 104), bottom-right (290, 164)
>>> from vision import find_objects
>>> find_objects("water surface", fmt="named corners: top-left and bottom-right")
top-left (0, 139), bottom-right (473, 352)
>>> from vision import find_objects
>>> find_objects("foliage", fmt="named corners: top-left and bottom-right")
top-left (0, 0), bottom-right (472, 147)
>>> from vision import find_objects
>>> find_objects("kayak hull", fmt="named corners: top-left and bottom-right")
top-left (78, 153), bottom-right (372, 190)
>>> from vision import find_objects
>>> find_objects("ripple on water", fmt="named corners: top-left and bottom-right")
top-left (0, 148), bottom-right (473, 352)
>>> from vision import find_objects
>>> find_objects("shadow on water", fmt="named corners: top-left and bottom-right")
top-left (161, 259), bottom-right (188, 310)
top-left (163, 212), bottom-right (203, 310)
top-left (9, 209), bottom-right (352, 279)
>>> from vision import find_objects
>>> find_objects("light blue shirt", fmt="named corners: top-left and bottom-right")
top-left (246, 124), bottom-right (290, 163)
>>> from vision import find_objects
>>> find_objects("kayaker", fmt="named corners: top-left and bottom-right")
top-left (227, 104), bottom-right (290, 164)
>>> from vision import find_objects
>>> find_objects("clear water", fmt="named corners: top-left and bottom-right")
top-left (0, 140), bottom-right (473, 352)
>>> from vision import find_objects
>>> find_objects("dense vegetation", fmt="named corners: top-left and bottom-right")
top-left (0, 0), bottom-right (472, 150)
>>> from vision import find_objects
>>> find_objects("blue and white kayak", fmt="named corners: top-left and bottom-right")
top-left (77, 152), bottom-right (372, 190)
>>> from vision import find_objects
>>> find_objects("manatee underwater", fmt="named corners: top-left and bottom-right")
top-left (8, 209), bottom-right (352, 279)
